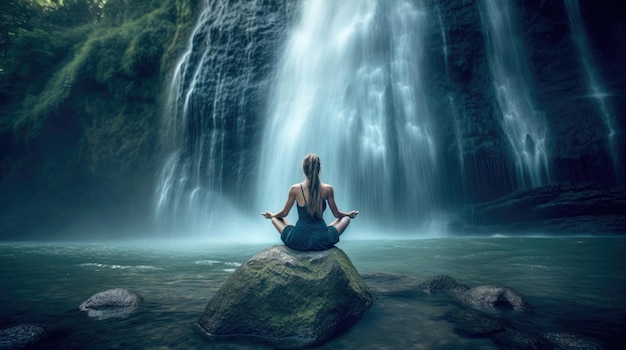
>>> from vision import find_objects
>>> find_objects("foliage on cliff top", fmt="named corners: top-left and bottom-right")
top-left (0, 0), bottom-right (200, 237)
top-left (1, 0), bottom-right (198, 141)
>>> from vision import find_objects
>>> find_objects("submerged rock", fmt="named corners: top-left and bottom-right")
top-left (362, 273), bottom-right (468, 297)
top-left (459, 285), bottom-right (530, 311)
top-left (445, 309), bottom-right (504, 337)
top-left (361, 273), bottom-right (427, 297)
top-left (0, 324), bottom-right (48, 350)
top-left (195, 245), bottom-right (373, 349)
top-left (418, 275), bottom-right (470, 296)
top-left (544, 332), bottom-right (607, 350)
top-left (79, 288), bottom-right (141, 319)
top-left (491, 329), bottom-right (554, 350)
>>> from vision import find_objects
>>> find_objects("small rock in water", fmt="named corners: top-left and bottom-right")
top-left (459, 285), bottom-right (530, 311)
top-left (79, 288), bottom-right (141, 319)
top-left (0, 324), bottom-right (48, 350)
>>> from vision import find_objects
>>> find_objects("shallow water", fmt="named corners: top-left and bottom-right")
top-left (1, 237), bottom-right (624, 349)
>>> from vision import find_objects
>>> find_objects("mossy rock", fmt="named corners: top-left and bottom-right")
top-left (195, 245), bottom-right (373, 349)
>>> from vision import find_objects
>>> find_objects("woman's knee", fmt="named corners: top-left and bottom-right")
top-left (271, 217), bottom-right (289, 233)
top-left (335, 216), bottom-right (351, 234)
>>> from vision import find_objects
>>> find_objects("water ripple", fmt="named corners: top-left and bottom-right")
top-left (78, 263), bottom-right (162, 270)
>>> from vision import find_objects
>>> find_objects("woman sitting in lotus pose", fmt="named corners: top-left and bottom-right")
top-left (262, 153), bottom-right (358, 251)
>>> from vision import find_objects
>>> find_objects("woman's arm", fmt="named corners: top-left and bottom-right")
top-left (325, 185), bottom-right (359, 219)
top-left (262, 185), bottom-right (297, 219)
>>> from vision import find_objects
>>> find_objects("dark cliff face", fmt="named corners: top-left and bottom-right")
top-left (517, 0), bottom-right (625, 185)
top-left (423, 0), bottom-right (625, 206)
top-left (424, 0), bottom-right (506, 203)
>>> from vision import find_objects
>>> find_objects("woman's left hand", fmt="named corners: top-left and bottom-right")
top-left (261, 211), bottom-right (273, 219)
top-left (348, 210), bottom-right (359, 218)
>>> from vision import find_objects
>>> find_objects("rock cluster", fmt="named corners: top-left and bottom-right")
top-left (362, 273), bottom-right (530, 311)
top-left (363, 272), bottom-right (607, 350)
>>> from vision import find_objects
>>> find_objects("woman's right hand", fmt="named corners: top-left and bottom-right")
top-left (347, 210), bottom-right (359, 218)
top-left (261, 211), bottom-right (273, 219)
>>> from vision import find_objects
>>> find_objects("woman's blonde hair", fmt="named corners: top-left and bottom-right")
top-left (302, 153), bottom-right (323, 219)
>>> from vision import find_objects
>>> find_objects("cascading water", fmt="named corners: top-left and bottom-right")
top-left (154, 0), bottom-right (294, 238)
top-left (480, 0), bottom-right (550, 189)
top-left (256, 0), bottom-right (440, 233)
top-left (564, 0), bottom-right (620, 179)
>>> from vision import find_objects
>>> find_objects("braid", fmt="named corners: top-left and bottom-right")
top-left (302, 154), bottom-right (323, 219)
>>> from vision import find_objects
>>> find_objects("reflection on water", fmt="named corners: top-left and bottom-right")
top-left (0, 237), bottom-right (624, 349)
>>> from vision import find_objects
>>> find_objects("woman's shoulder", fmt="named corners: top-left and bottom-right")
top-left (289, 182), bottom-right (306, 192)
top-left (320, 183), bottom-right (334, 193)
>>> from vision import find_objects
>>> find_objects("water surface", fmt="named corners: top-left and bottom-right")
top-left (1, 237), bottom-right (624, 349)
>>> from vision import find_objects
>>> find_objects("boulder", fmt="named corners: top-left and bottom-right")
top-left (195, 245), bottom-right (373, 349)
top-left (459, 285), bottom-right (530, 311)
top-left (0, 324), bottom-right (48, 350)
top-left (79, 288), bottom-right (141, 320)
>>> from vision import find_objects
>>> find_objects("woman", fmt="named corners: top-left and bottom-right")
top-left (261, 153), bottom-right (358, 251)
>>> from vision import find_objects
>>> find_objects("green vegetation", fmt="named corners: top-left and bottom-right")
top-left (0, 0), bottom-right (200, 238)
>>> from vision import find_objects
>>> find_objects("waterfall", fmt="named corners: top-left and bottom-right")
top-left (154, 0), bottom-right (293, 238)
top-left (480, 0), bottom-right (550, 188)
top-left (152, 0), bottom-right (620, 239)
top-left (564, 0), bottom-right (620, 179)
top-left (256, 0), bottom-right (439, 233)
